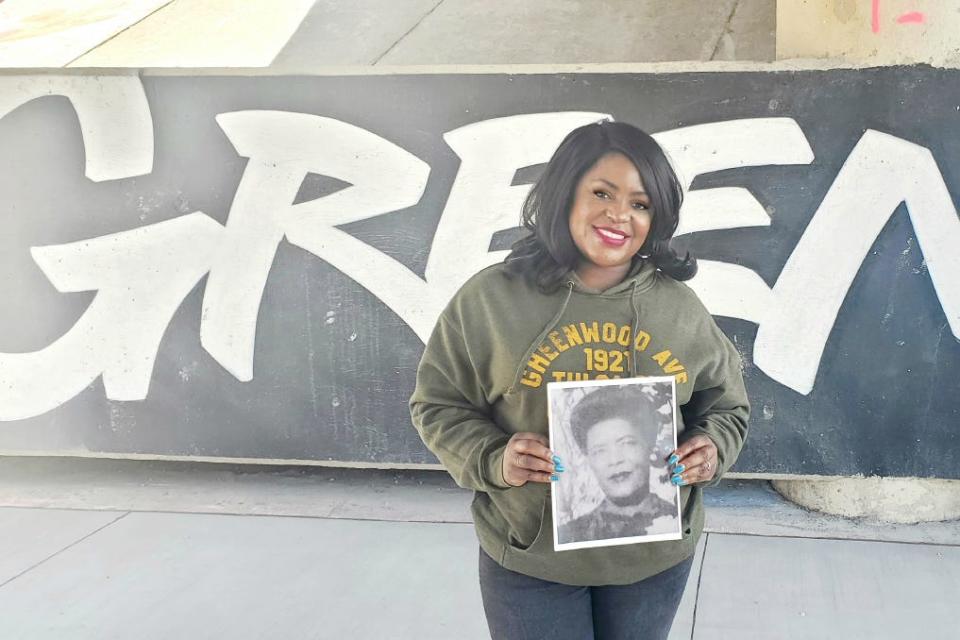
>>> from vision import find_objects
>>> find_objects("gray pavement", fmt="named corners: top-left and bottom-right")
top-left (1, 506), bottom-right (956, 639)
top-left (0, 459), bottom-right (957, 639)
top-left (1, 509), bottom-right (485, 639)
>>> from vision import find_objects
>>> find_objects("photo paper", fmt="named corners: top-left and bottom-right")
top-left (547, 376), bottom-right (682, 551)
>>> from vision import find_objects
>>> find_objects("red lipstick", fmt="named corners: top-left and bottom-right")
top-left (593, 226), bottom-right (629, 247)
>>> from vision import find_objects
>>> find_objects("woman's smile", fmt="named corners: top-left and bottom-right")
top-left (593, 225), bottom-right (630, 246)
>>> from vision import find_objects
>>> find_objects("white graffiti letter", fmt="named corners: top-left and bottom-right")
top-left (756, 129), bottom-right (960, 394)
top-left (0, 74), bottom-right (153, 181)
top-left (657, 118), bottom-right (815, 324)
top-left (0, 213), bottom-right (224, 420)
top-left (206, 111), bottom-right (430, 380)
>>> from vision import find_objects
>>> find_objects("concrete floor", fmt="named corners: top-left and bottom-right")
top-left (0, 459), bottom-right (957, 639)
top-left (0, 505), bottom-right (956, 640)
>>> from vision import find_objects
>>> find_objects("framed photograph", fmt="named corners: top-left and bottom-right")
top-left (547, 376), bottom-right (682, 551)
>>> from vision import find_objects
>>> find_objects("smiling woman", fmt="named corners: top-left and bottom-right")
top-left (410, 119), bottom-right (749, 640)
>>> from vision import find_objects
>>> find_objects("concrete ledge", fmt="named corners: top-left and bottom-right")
top-left (772, 477), bottom-right (960, 524)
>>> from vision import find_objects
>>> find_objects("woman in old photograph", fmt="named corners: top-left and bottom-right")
top-left (558, 384), bottom-right (677, 544)
top-left (410, 120), bottom-right (750, 640)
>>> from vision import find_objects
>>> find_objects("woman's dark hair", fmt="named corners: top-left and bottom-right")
top-left (504, 120), bottom-right (696, 292)
top-left (570, 384), bottom-right (658, 454)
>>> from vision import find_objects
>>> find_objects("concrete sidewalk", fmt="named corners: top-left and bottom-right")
top-left (0, 460), bottom-right (957, 639)
top-left (1, 506), bottom-right (957, 639)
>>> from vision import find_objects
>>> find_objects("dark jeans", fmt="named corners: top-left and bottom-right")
top-left (478, 547), bottom-right (694, 640)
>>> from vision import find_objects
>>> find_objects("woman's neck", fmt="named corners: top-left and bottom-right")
top-left (574, 262), bottom-right (631, 291)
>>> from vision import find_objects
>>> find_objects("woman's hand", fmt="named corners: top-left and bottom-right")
top-left (667, 434), bottom-right (719, 486)
top-left (501, 432), bottom-right (563, 487)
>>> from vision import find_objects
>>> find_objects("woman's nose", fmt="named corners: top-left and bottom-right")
top-left (603, 451), bottom-right (625, 467)
top-left (604, 204), bottom-right (631, 223)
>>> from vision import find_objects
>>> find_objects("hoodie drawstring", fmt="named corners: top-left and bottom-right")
top-left (508, 280), bottom-right (575, 393)
top-left (508, 273), bottom-right (645, 392)
top-left (629, 279), bottom-right (640, 378)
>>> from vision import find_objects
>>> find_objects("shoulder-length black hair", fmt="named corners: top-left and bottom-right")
top-left (504, 120), bottom-right (696, 292)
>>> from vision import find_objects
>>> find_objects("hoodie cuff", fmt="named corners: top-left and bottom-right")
top-left (482, 443), bottom-right (514, 491)
top-left (683, 427), bottom-right (727, 488)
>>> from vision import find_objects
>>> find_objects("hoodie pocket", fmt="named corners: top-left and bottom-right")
top-left (505, 491), bottom-right (550, 552)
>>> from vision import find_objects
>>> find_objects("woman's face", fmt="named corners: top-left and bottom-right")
top-left (584, 416), bottom-right (650, 501)
top-left (568, 152), bottom-right (653, 285)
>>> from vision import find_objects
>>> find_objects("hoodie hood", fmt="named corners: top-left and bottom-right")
top-left (563, 258), bottom-right (658, 296)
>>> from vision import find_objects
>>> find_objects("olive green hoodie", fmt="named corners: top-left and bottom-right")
top-left (409, 259), bottom-right (749, 586)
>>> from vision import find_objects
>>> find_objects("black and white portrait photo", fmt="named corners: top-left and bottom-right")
top-left (547, 377), bottom-right (682, 551)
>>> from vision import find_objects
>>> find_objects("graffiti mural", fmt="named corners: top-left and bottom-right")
top-left (0, 69), bottom-right (957, 477)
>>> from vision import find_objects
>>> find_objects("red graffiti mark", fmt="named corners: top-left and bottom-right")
top-left (896, 11), bottom-right (925, 24)
top-left (873, 1), bottom-right (926, 33)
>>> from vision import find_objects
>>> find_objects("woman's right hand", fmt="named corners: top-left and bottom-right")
top-left (501, 432), bottom-right (564, 487)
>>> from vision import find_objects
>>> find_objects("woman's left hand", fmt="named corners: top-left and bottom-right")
top-left (667, 435), bottom-right (719, 486)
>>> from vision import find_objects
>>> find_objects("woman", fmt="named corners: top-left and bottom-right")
top-left (409, 120), bottom-right (749, 640)
top-left (558, 384), bottom-right (676, 544)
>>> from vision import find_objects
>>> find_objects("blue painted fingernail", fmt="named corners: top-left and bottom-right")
top-left (550, 474), bottom-right (559, 481)
top-left (552, 455), bottom-right (562, 464)
top-left (671, 474), bottom-right (683, 485)
top-left (555, 464), bottom-right (566, 472)
top-left (668, 454), bottom-right (680, 465)
top-left (673, 464), bottom-right (685, 473)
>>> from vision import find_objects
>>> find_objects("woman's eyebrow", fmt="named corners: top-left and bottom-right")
top-left (596, 178), bottom-right (648, 197)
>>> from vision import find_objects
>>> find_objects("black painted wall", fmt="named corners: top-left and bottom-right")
top-left (0, 67), bottom-right (957, 478)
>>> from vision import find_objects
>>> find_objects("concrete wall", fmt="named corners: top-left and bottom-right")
top-left (1, 66), bottom-right (958, 482)
top-left (778, 0), bottom-right (960, 66)
top-left (0, 0), bottom-right (776, 68)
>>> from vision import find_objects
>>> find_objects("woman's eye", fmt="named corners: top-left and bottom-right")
top-left (632, 202), bottom-right (648, 210)
top-left (594, 190), bottom-right (610, 199)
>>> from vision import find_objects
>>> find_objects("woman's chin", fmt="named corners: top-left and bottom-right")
top-left (605, 485), bottom-right (649, 505)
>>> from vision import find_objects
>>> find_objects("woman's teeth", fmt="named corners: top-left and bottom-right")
top-left (596, 228), bottom-right (626, 240)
